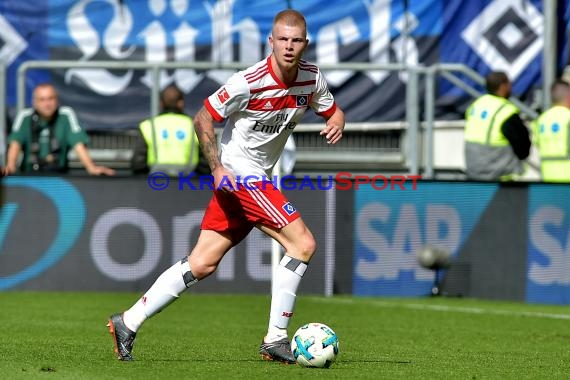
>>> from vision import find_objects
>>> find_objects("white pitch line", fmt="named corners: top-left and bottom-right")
top-left (308, 297), bottom-right (570, 320)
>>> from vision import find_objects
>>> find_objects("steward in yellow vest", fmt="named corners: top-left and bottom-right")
top-left (464, 71), bottom-right (531, 181)
top-left (533, 79), bottom-right (570, 182)
top-left (131, 85), bottom-right (203, 176)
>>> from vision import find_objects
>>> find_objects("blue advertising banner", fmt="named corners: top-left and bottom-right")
top-left (527, 185), bottom-right (570, 304)
top-left (0, 0), bottom-right (565, 129)
top-left (0, 176), bottom-right (333, 293)
top-left (0, 2), bottom-right (50, 109)
top-left (440, 0), bottom-right (544, 99)
top-left (353, 182), bottom-right (497, 296)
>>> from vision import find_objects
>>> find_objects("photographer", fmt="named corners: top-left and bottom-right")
top-left (5, 83), bottom-right (115, 176)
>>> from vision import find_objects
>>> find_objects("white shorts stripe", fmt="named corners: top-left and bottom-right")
top-left (252, 188), bottom-right (289, 226)
top-left (249, 188), bottom-right (287, 226)
top-left (247, 187), bottom-right (288, 227)
top-left (247, 188), bottom-right (280, 225)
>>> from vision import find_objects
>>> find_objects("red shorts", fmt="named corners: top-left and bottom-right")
top-left (201, 181), bottom-right (300, 244)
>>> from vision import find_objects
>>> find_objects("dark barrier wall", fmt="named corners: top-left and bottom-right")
top-left (3, 177), bottom-right (570, 305)
top-left (0, 176), bottom-right (335, 294)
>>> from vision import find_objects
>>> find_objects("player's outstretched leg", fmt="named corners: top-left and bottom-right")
top-left (106, 257), bottom-right (199, 361)
top-left (107, 313), bottom-right (137, 361)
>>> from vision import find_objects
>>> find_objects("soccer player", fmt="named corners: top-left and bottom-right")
top-left (107, 9), bottom-right (345, 363)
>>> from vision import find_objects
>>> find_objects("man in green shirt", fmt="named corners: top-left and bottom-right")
top-left (5, 83), bottom-right (115, 175)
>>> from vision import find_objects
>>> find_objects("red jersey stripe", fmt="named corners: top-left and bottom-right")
top-left (299, 59), bottom-right (317, 69)
top-left (246, 69), bottom-right (269, 84)
top-left (250, 81), bottom-right (316, 94)
top-left (247, 94), bottom-right (310, 111)
top-left (244, 64), bottom-right (268, 81)
top-left (250, 85), bottom-right (283, 94)
top-left (299, 62), bottom-right (318, 73)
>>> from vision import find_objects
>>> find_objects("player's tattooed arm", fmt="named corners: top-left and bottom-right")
top-left (194, 106), bottom-right (222, 171)
top-left (194, 106), bottom-right (237, 192)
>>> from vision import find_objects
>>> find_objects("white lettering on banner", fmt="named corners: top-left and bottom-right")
top-left (171, 210), bottom-right (203, 264)
top-left (91, 208), bottom-right (162, 281)
top-left (205, 0), bottom-right (235, 85)
top-left (317, 17), bottom-right (360, 87)
top-left (235, 18), bottom-right (262, 63)
top-left (318, 0), bottom-right (415, 85)
top-left (172, 22), bottom-right (204, 92)
top-left (66, 0), bottom-right (135, 95)
top-left (392, 11), bottom-right (419, 83)
top-left (205, 0), bottom-right (261, 84)
top-left (529, 206), bottom-right (570, 285)
top-left (0, 14), bottom-right (27, 66)
top-left (91, 207), bottom-right (273, 282)
top-left (62, 0), bottom-right (414, 96)
top-left (355, 202), bottom-right (460, 281)
top-left (364, 0), bottom-right (390, 84)
top-left (172, 210), bottom-right (271, 281)
top-left (139, 19), bottom-right (168, 87)
top-left (246, 229), bottom-right (272, 281)
top-left (214, 229), bottom-right (272, 281)
top-left (171, 209), bottom-right (237, 281)
top-left (139, 0), bottom-right (204, 92)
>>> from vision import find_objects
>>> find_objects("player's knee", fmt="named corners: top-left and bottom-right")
top-left (306, 236), bottom-right (317, 255)
top-left (188, 257), bottom-right (217, 279)
top-left (298, 235), bottom-right (317, 261)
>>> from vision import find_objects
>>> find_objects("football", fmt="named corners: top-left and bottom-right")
top-left (291, 322), bottom-right (339, 368)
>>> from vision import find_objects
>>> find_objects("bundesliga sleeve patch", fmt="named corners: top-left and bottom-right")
top-left (217, 87), bottom-right (230, 104)
top-left (282, 202), bottom-right (297, 216)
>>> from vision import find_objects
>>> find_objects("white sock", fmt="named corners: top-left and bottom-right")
top-left (266, 255), bottom-right (308, 342)
top-left (123, 258), bottom-right (197, 332)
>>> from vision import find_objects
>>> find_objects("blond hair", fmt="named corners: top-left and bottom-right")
top-left (273, 9), bottom-right (307, 36)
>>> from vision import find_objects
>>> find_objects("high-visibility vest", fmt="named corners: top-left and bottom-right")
top-left (534, 105), bottom-right (570, 182)
top-left (465, 94), bottom-right (519, 146)
top-left (464, 94), bottom-right (520, 181)
top-left (139, 113), bottom-right (199, 173)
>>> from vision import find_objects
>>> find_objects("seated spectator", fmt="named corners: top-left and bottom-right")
top-left (131, 85), bottom-right (208, 176)
top-left (5, 83), bottom-right (115, 176)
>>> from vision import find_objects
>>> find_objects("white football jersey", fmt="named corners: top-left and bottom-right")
top-left (205, 56), bottom-right (337, 182)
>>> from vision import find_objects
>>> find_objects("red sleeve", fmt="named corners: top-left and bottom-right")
top-left (204, 99), bottom-right (224, 122)
top-left (316, 103), bottom-right (337, 119)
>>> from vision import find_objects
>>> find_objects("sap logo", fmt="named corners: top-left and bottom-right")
top-left (0, 178), bottom-right (85, 289)
top-left (529, 206), bottom-right (570, 285)
top-left (355, 202), bottom-right (460, 281)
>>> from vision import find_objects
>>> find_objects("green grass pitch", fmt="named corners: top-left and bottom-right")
top-left (1, 292), bottom-right (570, 379)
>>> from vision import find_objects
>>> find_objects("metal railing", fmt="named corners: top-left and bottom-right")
top-left (12, 60), bottom-right (540, 178)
